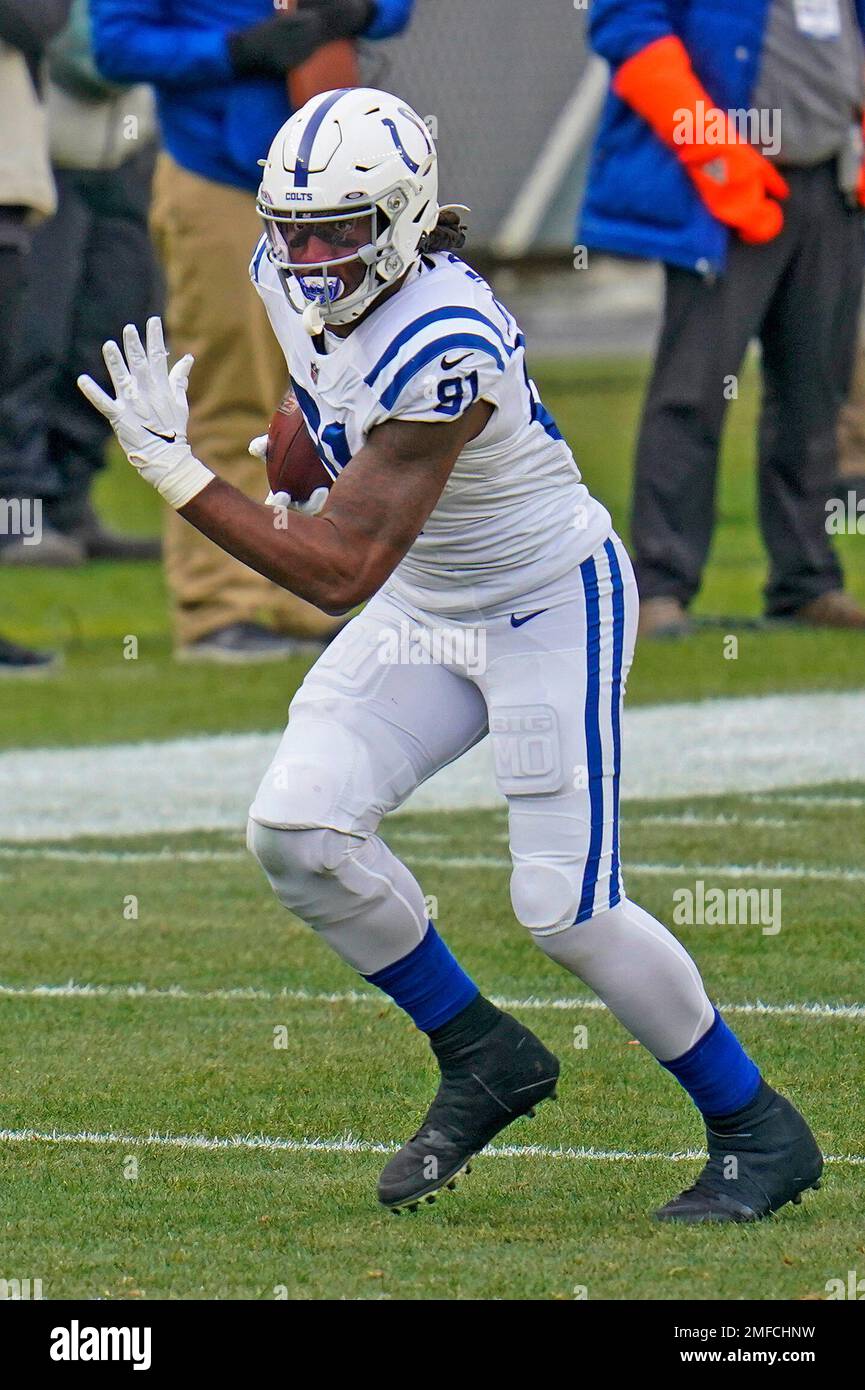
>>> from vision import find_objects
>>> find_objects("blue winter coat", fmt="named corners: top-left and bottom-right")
top-left (89, 0), bottom-right (414, 191)
top-left (579, 0), bottom-right (865, 272)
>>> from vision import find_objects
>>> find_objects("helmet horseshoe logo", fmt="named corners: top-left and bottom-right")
top-left (381, 118), bottom-right (420, 174)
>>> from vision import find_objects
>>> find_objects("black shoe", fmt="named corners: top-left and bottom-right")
top-left (176, 622), bottom-right (325, 665)
top-left (0, 635), bottom-right (60, 675)
top-left (637, 596), bottom-right (694, 640)
top-left (378, 1006), bottom-right (560, 1213)
top-left (654, 1080), bottom-right (823, 1224)
top-left (65, 505), bottom-right (162, 562)
top-left (0, 524), bottom-right (84, 567)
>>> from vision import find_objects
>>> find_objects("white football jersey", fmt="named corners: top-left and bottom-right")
top-left (250, 241), bottom-right (611, 614)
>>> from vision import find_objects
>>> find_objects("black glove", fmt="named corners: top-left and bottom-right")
top-left (297, 0), bottom-right (376, 42)
top-left (228, 12), bottom-right (328, 80)
top-left (228, 2), bottom-right (374, 81)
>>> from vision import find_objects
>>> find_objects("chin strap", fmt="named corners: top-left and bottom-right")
top-left (298, 227), bottom-right (430, 335)
top-left (302, 301), bottom-right (326, 336)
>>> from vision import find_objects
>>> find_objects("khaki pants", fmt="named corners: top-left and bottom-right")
top-left (149, 153), bottom-right (338, 646)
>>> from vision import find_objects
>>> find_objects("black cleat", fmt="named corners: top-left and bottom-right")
top-left (654, 1080), bottom-right (823, 1224)
top-left (378, 1009), bottom-right (559, 1212)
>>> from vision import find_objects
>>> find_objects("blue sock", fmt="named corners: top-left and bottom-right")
top-left (362, 922), bottom-right (478, 1033)
top-left (660, 1009), bottom-right (761, 1118)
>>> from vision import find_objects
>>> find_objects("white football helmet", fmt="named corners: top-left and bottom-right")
top-left (257, 87), bottom-right (440, 334)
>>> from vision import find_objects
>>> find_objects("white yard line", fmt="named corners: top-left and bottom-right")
top-left (0, 1125), bottom-right (862, 1166)
top-left (0, 844), bottom-right (860, 884)
top-left (0, 847), bottom-right (244, 864)
top-left (395, 814), bottom-right (796, 836)
top-left (407, 856), bottom-right (865, 883)
top-left (3, 688), bottom-right (865, 841)
top-left (630, 814), bottom-right (790, 830)
top-left (625, 861), bottom-right (865, 883)
top-left (2, 980), bottom-right (863, 1021)
top-left (753, 794), bottom-right (865, 809)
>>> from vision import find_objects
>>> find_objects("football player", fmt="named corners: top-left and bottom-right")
top-left (80, 88), bottom-right (822, 1221)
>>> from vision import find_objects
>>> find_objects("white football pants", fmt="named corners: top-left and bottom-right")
top-left (248, 536), bottom-right (714, 1060)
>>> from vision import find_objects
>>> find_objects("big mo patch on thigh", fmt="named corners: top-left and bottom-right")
top-left (483, 536), bottom-right (638, 933)
top-left (489, 704), bottom-right (563, 794)
top-left (487, 700), bottom-right (576, 932)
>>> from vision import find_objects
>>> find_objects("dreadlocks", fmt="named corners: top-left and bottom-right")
top-left (420, 207), bottom-right (468, 254)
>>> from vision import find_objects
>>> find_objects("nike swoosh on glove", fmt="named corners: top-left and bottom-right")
top-left (78, 318), bottom-right (214, 510)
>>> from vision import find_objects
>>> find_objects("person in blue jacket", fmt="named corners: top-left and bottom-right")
top-left (90, 0), bottom-right (414, 662)
top-left (580, 0), bottom-right (865, 636)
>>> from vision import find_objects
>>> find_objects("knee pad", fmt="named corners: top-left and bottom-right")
top-left (510, 861), bottom-right (580, 934)
top-left (247, 819), bottom-right (352, 893)
top-left (246, 818), bottom-right (428, 974)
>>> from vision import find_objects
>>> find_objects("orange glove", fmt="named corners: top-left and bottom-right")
top-left (613, 34), bottom-right (788, 244)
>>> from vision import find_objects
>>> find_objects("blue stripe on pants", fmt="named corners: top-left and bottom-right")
top-left (576, 554), bottom-right (604, 922)
top-left (604, 538), bottom-right (625, 909)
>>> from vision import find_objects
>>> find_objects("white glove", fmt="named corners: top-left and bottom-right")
top-left (78, 318), bottom-right (215, 510)
top-left (248, 434), bottom-right (329, 516)
top-left (267, 486), bottom-right (330, 517)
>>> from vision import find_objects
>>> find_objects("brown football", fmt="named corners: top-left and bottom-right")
top-left (266, 388), bottom-right (333, 502)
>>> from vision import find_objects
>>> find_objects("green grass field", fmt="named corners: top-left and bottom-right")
top-left (2, 357), bottom-right (864, 748)
top-left (1, 793), bottom-right (863, 1300)
top-left (1, 357), bottom-right (863, 1300)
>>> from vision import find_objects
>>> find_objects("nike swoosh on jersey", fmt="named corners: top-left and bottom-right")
top-left (510, 609), bottom-right (549, 628)
top-left (440, 351), bottom-right (473, 371)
